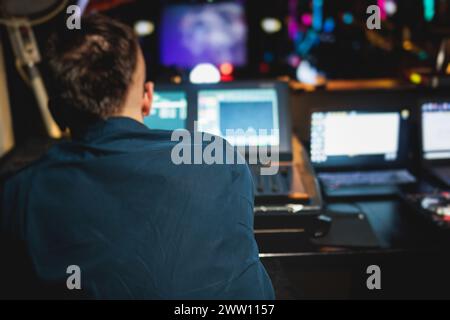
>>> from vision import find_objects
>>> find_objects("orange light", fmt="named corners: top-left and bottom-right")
top-left (219, 63), bottom-right (234, 76)
top-left (403, 40), bottom-right (413, 51)
top-left (171, 75), bottom-right (182, 84)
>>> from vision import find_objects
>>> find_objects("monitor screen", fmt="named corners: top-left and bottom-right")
top-left (422, 102), bottom-right (450, 160)
top-left (160, 2), bottom-right (247, 68)
top-left (143, 91), bottom-right (187, 130)
top-left (197, 88), bottom-right (280, 147)
top-left (310, 110), bottom-right (408, 167)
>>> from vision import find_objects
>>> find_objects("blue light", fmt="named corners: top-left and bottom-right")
top-left (263, 52), bottom-right (274, 63)
top-left (342, 12), bottom-right (354, 25)
top-left (312, 0), bottom-right (323, 31)
top-left (297, 30), bottom-right (319, 56)
top-left (323, 17), bottom-right (335, 33)
top-left (418, 51), bottom-right (428, 60)
top-left (294, 31), bottom-right (304, 42)
top-left (423, 0), bottom-right (435, 22)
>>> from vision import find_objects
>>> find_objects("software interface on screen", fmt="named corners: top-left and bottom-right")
top-left (422, 102), bottom-right (450, 160)
top-left (197, 88), bottom-right (280, 147)
top-left (143, 91), bottom-right (187, 130)
top-left (310, 111), bottom-right (402, 164)
top-left (160, 2), bottom-right (247, 68)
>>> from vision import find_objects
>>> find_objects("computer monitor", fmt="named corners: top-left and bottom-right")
top-left (195, 82), bottom-right (291, 157)
top-left (143, 90), bottom-right (188, 131)
top-left (421, 102), bottom-right (450, 161)
top-left (310, 108), bottom-right (410, 168)
top-left (160, 1), bottom-right (247, 68)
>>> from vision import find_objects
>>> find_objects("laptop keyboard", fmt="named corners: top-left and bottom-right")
top-left (250, 165), bottom-right (293, 196)
top-left (318, 169), bottom-right (416, 188)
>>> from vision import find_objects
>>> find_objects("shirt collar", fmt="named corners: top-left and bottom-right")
top-left (72, 116), bottom-right (149, 142)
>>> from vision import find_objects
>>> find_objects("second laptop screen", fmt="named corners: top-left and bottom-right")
top-left (310, 111), bottom-right (402, 165)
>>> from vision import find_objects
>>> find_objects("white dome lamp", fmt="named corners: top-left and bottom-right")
top-left (189, 63), bottom-right (221, 84)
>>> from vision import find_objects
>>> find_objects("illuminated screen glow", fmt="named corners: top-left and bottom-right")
top-left (160, 2), bottom-right (247, 68)
top-left (311, 111), bottom-right (401, 163)
top-left (144, 91), bottom-right (187, 130)
top-left (197, 88), bottom-right (280, 147)
top-left (422, 102), bottom-right (450, 160)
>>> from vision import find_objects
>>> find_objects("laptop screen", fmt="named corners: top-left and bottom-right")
top-left (144, 90), bottom-right (188, 130)
top-left (197, 88), bottom-right (280, 147)
top-left (422, 102), bottom-right (450, 161)
top-left (310, 109), bottom-right (410, 168)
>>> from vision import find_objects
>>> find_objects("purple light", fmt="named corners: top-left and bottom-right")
top-left (288, 54), bottom-right (301, 68)
top-left (160, 3), bottom-right (247, 68)
top-left (378, 0), bottom-right (387, 20)
top-left (288, 17), bottom-right (299, 40)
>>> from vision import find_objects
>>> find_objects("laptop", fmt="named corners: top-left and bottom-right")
top-left (421, 101), bottom-right (450, 187)
top-left (309, 107), bottom-right (417, 197)
top-left (194, 81), bottom-right (311, 203)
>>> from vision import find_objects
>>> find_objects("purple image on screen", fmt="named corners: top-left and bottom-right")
top-left (160, 2), bottom-right (247, 68)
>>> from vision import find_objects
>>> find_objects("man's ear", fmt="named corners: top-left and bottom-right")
top-left (142, 81), bottom-right (154, 118)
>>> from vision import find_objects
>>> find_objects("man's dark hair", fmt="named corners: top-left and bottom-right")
top-left (46, 14), bottom-right (139, 132)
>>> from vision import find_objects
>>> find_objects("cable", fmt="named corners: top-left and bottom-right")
top-left (29, 0), bottom-right (69, 26)
top-left (0, 18), bottom-right (17, 27)
top-left (0, 0), bottom-right (69, 27)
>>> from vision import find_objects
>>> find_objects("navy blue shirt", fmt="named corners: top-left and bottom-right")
top-left (0, 117), bottom-right (274, 299)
